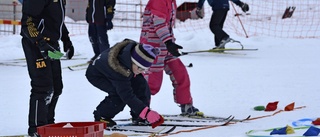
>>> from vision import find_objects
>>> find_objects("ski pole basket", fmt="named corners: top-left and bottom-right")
top-left (37, 122), bottom-right (106, 137)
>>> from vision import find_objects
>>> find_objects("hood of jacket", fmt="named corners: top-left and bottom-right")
top-left (107, 39), bottom-right (137, 77)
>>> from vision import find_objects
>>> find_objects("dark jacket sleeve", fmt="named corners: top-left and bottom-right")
top-left (231, 0), bottom-right (242, 6)
top-left (106, 0), bottom-right (116, 20)
top-left (20, 0), bottom-right (46, 43)
top-left (110, 79), bottom-right (147, 114)
top-left (61, 23), bottom-right (70, 42)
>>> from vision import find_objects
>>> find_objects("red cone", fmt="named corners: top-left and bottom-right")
top-left (284, 102), bottom-right (295, 111)
top-left (265, 101), bottom-right (279, 111)
top-left (312, 118), bottom-right (320, 125)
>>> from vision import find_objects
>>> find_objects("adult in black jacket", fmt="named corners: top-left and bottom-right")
top-left (86, 0), bottom-right (115, 63)
top-left (20, 0), bottom-right (74, 136)
top-left (196, 0), bottom-right (249, 49)
top-left (86, 39), bottom-right (163, 128)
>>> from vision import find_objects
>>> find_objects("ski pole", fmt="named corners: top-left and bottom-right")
top-left (230, 2), bottom-right (249, 38)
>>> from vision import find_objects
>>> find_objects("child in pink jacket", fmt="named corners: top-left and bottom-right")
top-left (140, 0), bottom-right (203, 117)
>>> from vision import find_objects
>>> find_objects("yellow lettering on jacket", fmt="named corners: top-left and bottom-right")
top-left (36, 61), bottom-right (46, 68)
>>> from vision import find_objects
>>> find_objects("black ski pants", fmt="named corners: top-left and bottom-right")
top-left (209, 9), bottom-right (230, 47)
top-left (88, 23), bottom-right (110, 56)
top-left (21, 37), bottom-right (63, 135)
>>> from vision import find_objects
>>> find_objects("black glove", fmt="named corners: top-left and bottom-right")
top-left (165, 40), bottom-right (183, 57)
top-left (63, 40), bottom-right (74, 59)
top-left (106, 14), bottom-right (114, 30)
top-left (239, 2), bottom-right (249, 12)
top-left (37, 39), bottom-right (55, 59)
top-left (106, 20), bottom-right (113, 30)
top-left (195, 7), bottom-right (203, 19)
top-left (37, 39), bottom-right (63, 59)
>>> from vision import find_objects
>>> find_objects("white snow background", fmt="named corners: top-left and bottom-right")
top-left (1, 27), bottom-right (320, 137)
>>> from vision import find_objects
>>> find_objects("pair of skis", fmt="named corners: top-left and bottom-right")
top-left (181, 48), bottom-right (258, 55)
top-left (162, 114), bottom-right (251, 123)
top-left (105, 125), bottom-right (176, 135)
top-left (181, 39), bottom-right (257, 55)
top-left (105, 114), bottom-right (251, 135)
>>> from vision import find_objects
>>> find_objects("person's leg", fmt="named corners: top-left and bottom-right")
top-left (164, 57), bottom-right (203, 116)
top-left (96, 24), bottom-right (110, 53)
top-left (93, 95), bottom-right (126, 120)
top-left (210, 9), bottom-right (229, 47)
top-left (22, 38), bottom-right (55, 135)
top-left (47, 42), bottom-right (63, 124)
top-left (164, 57), bottom-right (192, 104)
top-left (85, 66), bottom-right (125, 126)
top-left (88, 23), bottom-right (100, 62)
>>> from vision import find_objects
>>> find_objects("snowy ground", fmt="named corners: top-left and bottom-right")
top-left (1, 28), bottom-right (320, 137)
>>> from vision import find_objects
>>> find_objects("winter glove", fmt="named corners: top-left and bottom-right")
top-left (106, 14), bottom-right (114, 30)
top-left (165, 40), bottom-right (183, 57)
top-left (106, 20), bottom-right (113, 30)
top-left (37, 39), bottom-right (63, 60)
top-left (139, 107), bottom-right (164, 128)
top-left (239, 2), bottom-right (249, 12)
top-left (63, 40), bottom-right (74, 59)
top-left (195, 7), bottom-right (203, 19)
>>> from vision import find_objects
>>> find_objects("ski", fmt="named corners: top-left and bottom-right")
top-left (194, 115), bottom-right (250, 122)
top-left (235, 115), bottom-right (251, 122)
top-left (67, 66), bottom-right (88, 71)
top-left (181, 48), bottom-right (258, 55)
top-left (113, 117), bottom-right (228, 123)
top-left (106, 125), bottom-right (176, 134)
top-left (63, 63), bottom-right (89, 71)
top-left (162, 114), bottom-right (232, 120)
top-left (159, 116), bottom-right (235, 127)
top-left (114, 114), bottom-right (250, 123)
top-left (114, 117), bottom-right (233, 128)
top-left (60, 57), bottom-right (88, 60)
top-left (114, 115), bottom-right (232, 122)
top-left (0, 62), bottom-right (27, 67)
top-left (113, 115), bottom-right (241, 127)
top-left (162, 114), bottom-right (251, 122)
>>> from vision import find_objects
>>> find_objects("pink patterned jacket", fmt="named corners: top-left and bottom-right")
top-left (140, 0), bottom-right (177, 48)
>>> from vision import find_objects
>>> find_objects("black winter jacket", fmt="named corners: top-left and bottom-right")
top-left (20, 0), bottom-right (70, 43)
top-left (86, 0), bottom-right (116, 24)
top-left (86, 40), bottom-right (148, 114)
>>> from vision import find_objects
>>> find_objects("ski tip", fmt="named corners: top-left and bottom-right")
top-left (247, 115), bottom-right (251, 119)
top-left (67, 66), bottom-right (74, 71)
top-left (163, 126), bottom-right (176, 134)
top-left (241, 115), bottom-right (251, 122)
top-left (225, 115), bottom-right (233, 120)
top-left (229, 116), bottom-right (235, 121)
top-left (220, 116), bottom-right (235, 126)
